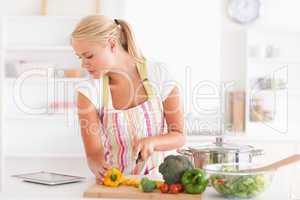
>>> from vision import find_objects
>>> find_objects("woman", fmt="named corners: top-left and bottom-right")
top-left (71, 15), bottom-right (185, 183)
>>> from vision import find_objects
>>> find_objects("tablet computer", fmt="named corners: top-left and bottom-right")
top-left (12, 171), bottom-right (85, 185)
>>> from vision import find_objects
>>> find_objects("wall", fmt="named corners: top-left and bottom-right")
top-left (0, 0), bottom-right (126, 157)
top-left (0, 0), bottom-right (125, 18)
top-left (220, 0), bottom-right (300, 88)
top-left (1, 0), bottom-right (300, 157)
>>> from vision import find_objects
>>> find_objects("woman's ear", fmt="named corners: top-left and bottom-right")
top-left (108, 38), bottom-right (117, 53)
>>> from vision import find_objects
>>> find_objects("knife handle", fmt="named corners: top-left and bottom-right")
top-left (136, 152), bottom-right (142, 164)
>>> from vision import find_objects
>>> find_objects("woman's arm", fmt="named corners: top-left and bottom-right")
top-left (152, 86), bottom-right (186, 151)
top-left (77, 93), bottom-right (111, 181)
top-left (77, 92), bottom-right (104, 157)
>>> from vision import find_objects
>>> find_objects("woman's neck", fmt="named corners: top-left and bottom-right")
top-left (107, 50), bottom-right (138, 85)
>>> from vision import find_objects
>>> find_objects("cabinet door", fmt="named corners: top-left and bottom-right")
top-left (247, 62), bottom-right (289, 137)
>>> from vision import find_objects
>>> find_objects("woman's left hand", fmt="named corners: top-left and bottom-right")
top-left (133, 137), bottom-right (155, 162)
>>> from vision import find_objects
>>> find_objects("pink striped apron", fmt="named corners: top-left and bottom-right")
top-left (99, 60), bottom-right (166, 175)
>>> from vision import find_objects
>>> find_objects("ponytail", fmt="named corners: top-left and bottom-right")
top-left (115, 19), bottom-right (144, 63)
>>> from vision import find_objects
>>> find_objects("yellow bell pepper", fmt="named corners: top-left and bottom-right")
top-left (103, 168), bottom-right (125, 187)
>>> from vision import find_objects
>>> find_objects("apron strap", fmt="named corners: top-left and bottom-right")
top-left (102, 76), bottom-right (110, 108)
top-left (102, 59), bottom-right (156, 108)
top-left (136, 59), bottom-right (156, 99)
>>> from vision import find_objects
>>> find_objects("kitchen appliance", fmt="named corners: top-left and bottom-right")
top-left (177, 137), bottom-right (263, 168)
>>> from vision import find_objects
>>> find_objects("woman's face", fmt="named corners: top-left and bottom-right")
top-left (72, 39), bottom-right (116, 78)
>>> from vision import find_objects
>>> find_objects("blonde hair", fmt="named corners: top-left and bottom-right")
top-left (71, 15), bottom-right (144, 63)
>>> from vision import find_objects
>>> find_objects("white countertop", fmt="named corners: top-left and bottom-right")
top-left (0, 156), bottom-right (294, 200)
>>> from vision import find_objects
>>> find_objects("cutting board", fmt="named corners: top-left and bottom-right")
top-left (83, 184), bottom-right (202, 200)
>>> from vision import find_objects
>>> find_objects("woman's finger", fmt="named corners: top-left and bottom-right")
top-left (98, 169), bottom-right (105, 178)
top-left (102, 162), bottom-right (112, 171)
top-left (96, 176), bottom-right (104, 184)
top-left (96, 178), bottom-right (102, 184)
top-left (93, 170), bottom-right (103, 184)
top-left (141, 147), bottom-right (149, 161)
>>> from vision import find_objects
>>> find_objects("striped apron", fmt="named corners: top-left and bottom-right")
top-left (99, 60), bottom-right (166, 176)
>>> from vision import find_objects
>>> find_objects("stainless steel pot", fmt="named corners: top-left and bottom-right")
top-left (177, 141), bottom-right (264, 168)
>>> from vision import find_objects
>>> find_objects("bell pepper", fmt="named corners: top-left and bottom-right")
top-left (103, 167), bottom-right (125, 187)
top-left (181, 168), bottom-right (209, 194)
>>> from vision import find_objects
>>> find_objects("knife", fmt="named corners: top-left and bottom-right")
top-left (136, 152), bottom-right (142, 164)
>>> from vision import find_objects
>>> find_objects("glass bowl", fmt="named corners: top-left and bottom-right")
top-left (203, 163), bottom-right (275, 199)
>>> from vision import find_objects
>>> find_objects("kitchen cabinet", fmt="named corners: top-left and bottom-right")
top-left (245, 29), bottom-right (300, 140)
top-left (220, 24), bottom-right (300, 141)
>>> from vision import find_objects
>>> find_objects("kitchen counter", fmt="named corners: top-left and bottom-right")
top-left (0, 156), bottom-right (293, 199)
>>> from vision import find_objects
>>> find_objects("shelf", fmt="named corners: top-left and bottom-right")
top-left (248, 58), bottom-right (300, 64)
top-left (5, 15), bottom-right (82, 21)
top-left (5, 45), bottom-right (73, 52)
top-left (249, 88), bottom-right (287, 94)
top-left (5, 77), bottom-right (88, 85)
top-left (5, 113), bottom-right (70, 120)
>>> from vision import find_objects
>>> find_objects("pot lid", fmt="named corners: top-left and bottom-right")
top-left (188, 142), bottom-right (255, 153)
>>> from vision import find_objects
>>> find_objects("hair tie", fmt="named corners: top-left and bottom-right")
top-left (114, 19), bottom-right (119, 25)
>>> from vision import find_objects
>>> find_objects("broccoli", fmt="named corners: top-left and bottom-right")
top-left (139, 177), bottom-right (156, 192)
top-left (159, 155), bottom-right (193, 184)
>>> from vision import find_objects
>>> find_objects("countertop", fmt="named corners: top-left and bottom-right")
top-left (0, 156), bottom-right (294, 199)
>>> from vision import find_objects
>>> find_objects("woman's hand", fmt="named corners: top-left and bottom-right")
top-left (87, 153), bottom-right (112, 184)
top-left (133, 137), bottom-right (155, 162)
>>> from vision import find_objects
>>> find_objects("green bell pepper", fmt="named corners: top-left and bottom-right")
top-left (181, 168), bottom-right (209, 194)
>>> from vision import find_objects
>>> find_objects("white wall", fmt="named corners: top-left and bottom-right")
top-left (1, 0), bottom-right (300, 157)
top-left (0, 0), bottom-right (124, 18)
top-left (125, 0), bottom-right (222, 133)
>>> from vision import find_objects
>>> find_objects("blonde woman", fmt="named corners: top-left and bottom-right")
top-left (71, 15), bottom-right (185, 183)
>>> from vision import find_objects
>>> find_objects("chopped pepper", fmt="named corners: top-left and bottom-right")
top-left (103, 167), bottom-right (125, 187)
top-left (123, 178), bottom-right (140, 187)
top-left (181, 168), bottom-right (209, 194)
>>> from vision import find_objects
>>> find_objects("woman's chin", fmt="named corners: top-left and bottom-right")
top-left (88, 71), bottom-right (98, 79)
top-left (88, 70), bottom-right (107, 79)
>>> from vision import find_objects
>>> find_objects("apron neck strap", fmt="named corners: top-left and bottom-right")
top-left (136, 59), bottom-right (155, 99)
top-left (103, 76), bottom-right (110, 108)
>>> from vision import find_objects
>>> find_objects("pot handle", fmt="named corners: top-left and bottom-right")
top-left (251, 149), bottom-right (264, 157)
top-left (176, 149), bottom-right (193, 156)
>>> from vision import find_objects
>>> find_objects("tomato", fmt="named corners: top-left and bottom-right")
top-left (169, 184), bottom-right (183, 194)
top-left (217, 179), bottom-right (225, 185)
top-left (174, 184), bottom-right (183, 192)
top-left (159, 183), bottom-right (169, 193)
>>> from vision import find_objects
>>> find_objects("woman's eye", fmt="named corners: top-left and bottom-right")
top-left (86, 55), bottom-right (93, 59)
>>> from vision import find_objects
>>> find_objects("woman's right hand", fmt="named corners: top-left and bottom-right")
top-left (87, 153), bottom-right (112, 184)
